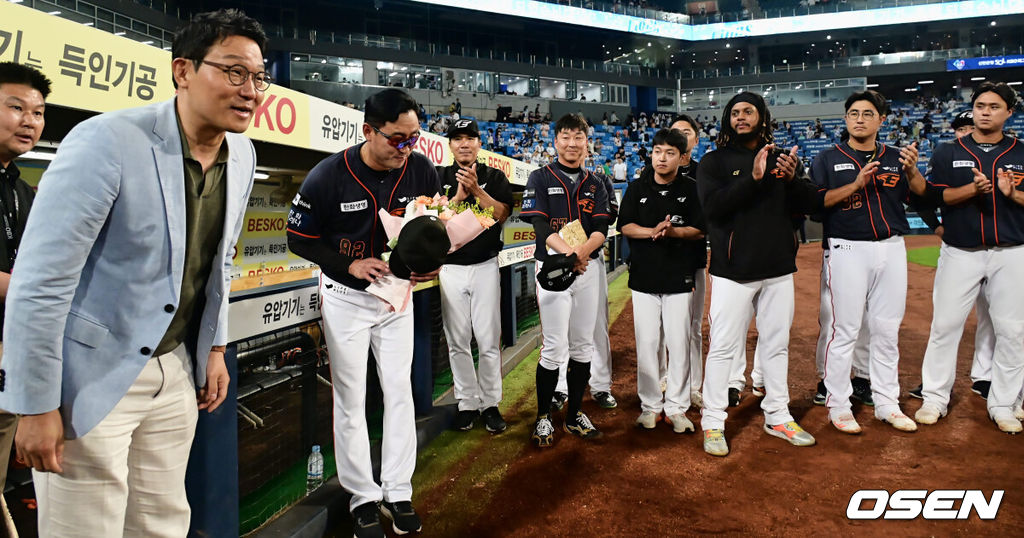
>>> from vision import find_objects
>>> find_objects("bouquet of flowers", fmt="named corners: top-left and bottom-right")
top-left (369, 193), bottom-right (497, 312)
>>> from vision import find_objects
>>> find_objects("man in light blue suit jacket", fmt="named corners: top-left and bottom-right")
top-left (0, 9), bottom-right (268, 536)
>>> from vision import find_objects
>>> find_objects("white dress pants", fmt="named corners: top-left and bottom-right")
top-left (34, 344), bottom-right (197, 538)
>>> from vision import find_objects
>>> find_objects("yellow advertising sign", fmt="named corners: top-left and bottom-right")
top-left (0, 2), bottom-right (173, 111)
top-left (246, 84), bottom-right (311, 148)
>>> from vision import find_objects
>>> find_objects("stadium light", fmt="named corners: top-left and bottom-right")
top-left (1009, 82), bottom-right (1023, 86)
top-left (918, 80), bottom-right (934, 84)
top-left (866, 83), bottom-right (879, 88)
top-left (971, 76), bottom-right (986, 81)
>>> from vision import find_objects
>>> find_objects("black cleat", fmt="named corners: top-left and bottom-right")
top-left (971, 380), bottom-right (990, 400)
top-left (351, 502), bottom-right (385, 538)
top-left (550, 391), bottom-right (568, 412)
top-left (851, 377), bottom-right (874, 407)
top-left (532, 415), bottom-right (555, 447)
top-left (452, 409), bottom-right (479, 431)
top-left (380, 500), bottom-right (422, 535)
top-left (728, 387), bottom-right (741, 407)
top-left (908, 383), bottom-right (923, 400)
top-left (481, 406), bottom-right (507, 433)
top-left (593, 391), bottom-right (618, 409)
top-left (564, 411), bottom-right (602, 439)
top-left (813, 380), bottom-right (827, 406)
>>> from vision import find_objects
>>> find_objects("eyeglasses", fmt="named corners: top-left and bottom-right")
top-left (372, 125), bottom-right (420, 150)
top-left (845, 111), bottom-right (877, 120)
top-left (196, 59), bottom-right (273, 92)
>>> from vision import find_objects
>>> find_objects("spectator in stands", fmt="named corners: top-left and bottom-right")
top-left (602, 112), bottom-right (609, 126)
top-left (613, 156), bottom-right (628, 181)
top-left (610, 111), bottom-right (620, 125)
top-left (594, 137), bottom-right (604, 153)
top-left (455, 98), bottom-right (462, 115)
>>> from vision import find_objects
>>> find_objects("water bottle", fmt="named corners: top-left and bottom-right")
top-left (306, 445), bottom-right (324, 494)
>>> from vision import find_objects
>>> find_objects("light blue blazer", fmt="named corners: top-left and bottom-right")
top-left (0, 98), bottom-right (256, 438)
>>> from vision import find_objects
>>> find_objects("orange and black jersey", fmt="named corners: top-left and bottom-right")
top-left (520, 164), bottom-right (611, 262)
top-left (811, 142), bottom-right (911, 241)
top-left (928, 135), bottom-right (1024, 248)
top-left (286, 143), bottom-right (441, 290)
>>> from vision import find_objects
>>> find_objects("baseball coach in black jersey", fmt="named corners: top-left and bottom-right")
top-left (287, 88), bottom-right (440, 537)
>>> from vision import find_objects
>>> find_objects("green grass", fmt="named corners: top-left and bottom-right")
top-left (410, 270), bottom-right (631, 535)
top-left (907, 246), bottom-right (940, 268)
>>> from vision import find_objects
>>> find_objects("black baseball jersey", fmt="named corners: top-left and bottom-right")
top-left (287, 143), bottom-right (441, 290)
top-left (520, 165), bottom-right (611, 262)
top-left (811, 142), bottom-right (911, 241)
top-left (697, 143), bottom-right (824, 281)
top-left (617, 174), bottom-right (705, 294)
top-left (436, 162), bottom-right (514, 265)
top-left (928, 135), bottom-right (1024, 248)
top-left (639, 161), bottom-right (707, 269)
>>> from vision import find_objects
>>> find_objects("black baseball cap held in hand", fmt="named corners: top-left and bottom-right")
top-left (388, 216), bottom-right (452, 280)
top-left (537, 253), bottom-right (579, 292)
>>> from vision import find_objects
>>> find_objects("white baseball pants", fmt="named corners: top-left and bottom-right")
top-left (970, 283), bottom-right (993, 384)
top-left (920, 244), bottom-right (1024, 420)
top-left (701, 274), bottom-right (795, 431)
top-left (688, 269), bottom-right (707, 393)
top-left (439, 259), bottom-right (503, 411)
top-left (557, 259), bottom-right (612, 394)
top-left (537, 258), bottom-right (601, 371)
top-left (632, 290), bottom-right (692, 415)
top-left (320, 275), bottom-right (416, 510)
top-left (815, 249), bottom-right (871, 381)
top-left (34, 345), bottom-right (196, 538)
top-left (820, 237), bottom-right (907, 417)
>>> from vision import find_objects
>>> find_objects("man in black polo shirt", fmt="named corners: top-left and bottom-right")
top-left (618, 128), bottom-right (704, 432)
top-left (436, 119), bottom-right (513, 433)
top-left (287, 89), bottom-right (440, 536)
top-left (0, 61), bottom-right (48, 530)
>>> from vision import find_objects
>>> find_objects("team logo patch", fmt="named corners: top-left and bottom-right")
top-left (339, 200), bottom-right (369, 212)
top-left (834, 163), bottom-right (856, 172)
top-left (522, 198), bottom-right (536, 209)
top-left (953, 160), bottom-right (976, 168)
top-left (398, 196), bottom-right (411, 203)
top-left (677, 196), bottom-right (687, 203)
top-left (640, 197), bottom-right (648, 204)
top-left (292, 193), bottom-right (311, 210)
top-left (732, 170), bottom-right (741, 176)
top-left (670, 215), bottom-right (684, 224)
top-left (523, 188), bottom-right (535, 198)
top-left (548, 187), bottom-right (565, 195)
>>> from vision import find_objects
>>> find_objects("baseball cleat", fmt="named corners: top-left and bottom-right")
top-left (481, 407), bottom-right (507, 434)
top-left (593, 391), bottom-right (618, 409)
top-left (380, 500), bottom-right (422, 535)
top-left (1014, 406), bottom-right (1024, 421)
top-left (831, 413), bottom-right (862, 434)
top-left (908, 384), bottom-right (923, 400)
top-left (971, 380), bottom-right (991, 400)
top-left (878, 412), bottom-right (917, 432)
top-left (666, 413), bottom-right (695, 434)
top-left (565, 411), bottom-right (602, 439)
top-left (532, 416), bottom-right (555, 447)
top-left (751, 384), bottom-right (765, 398)
top-left (550, 391), bottom-right (568, 412)
top-left (728, 387), bottom-right (741, 407)
top-left (635, 411), bottom-right (658, 429)
top-left (690, 391), bottom-right (704, 409)
top-left (914, 405), bottom-right (943, 425)
top-left (764, 421), bottom-right (816, 447)
top-left (992, 415), bottom-right (1022, 434)
top-left (452, 409), bottom-right (479, 431)
top-left (813, 381), bottom-right (827, 406)
top-left (351, 502), bottom-right (385, 538)
top-left (703, 429), bottom-right (729, 456)
top-left (851, 377), bottom-right (874, 406)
